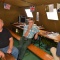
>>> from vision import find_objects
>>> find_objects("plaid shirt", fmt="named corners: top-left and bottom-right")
top-left (23, 24), bottom-right (39, 38)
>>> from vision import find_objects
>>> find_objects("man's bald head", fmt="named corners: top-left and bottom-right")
top-left (0, 19), bottom-right (4, 23)
top-left (0, 19), bottom-right (4, 30)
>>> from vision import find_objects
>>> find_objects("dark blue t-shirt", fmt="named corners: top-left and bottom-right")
top-left (0, 28), bottom-right (12, 48)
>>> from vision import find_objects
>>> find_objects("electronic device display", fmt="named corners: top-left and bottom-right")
top-left (18, 16), bottom-right (26, 23)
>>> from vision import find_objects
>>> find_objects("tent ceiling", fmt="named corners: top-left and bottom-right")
top-left (0, 0), bottom-right (60, 7)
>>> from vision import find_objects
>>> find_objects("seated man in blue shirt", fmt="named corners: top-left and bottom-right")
top-left (19, 18), bottom-right (39, 60)
top-left (0, 19), bottom-right (19, 60)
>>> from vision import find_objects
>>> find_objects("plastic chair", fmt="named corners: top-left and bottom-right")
top-left (31, 35), bottom-right (41, 47)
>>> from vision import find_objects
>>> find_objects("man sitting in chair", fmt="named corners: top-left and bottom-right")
top-left (18, 18), bottom-right (39, 60)
top-left (0, 19), bottom-right (19, 60)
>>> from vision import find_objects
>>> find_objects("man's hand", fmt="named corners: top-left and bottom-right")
top-left (24, 31), bottom-right (29, 37)
top-left (7, 48), bottom-right (12, 54)
top-left (0, 51), bottom-right (5, 58)
top-left (24, 25), bottom-right (32, 37)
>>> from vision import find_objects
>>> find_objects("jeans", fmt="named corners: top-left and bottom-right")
top-left (0, 46), bottom-right (19, 59)
top-left (18, 36), bottom-right (32, 59)
top-left (56, 42), bottom-right (60, 57)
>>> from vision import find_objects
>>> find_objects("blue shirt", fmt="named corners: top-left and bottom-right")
top-left (23, 24), bottom-right (39, 38)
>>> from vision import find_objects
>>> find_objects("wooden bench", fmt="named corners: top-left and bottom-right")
top-left (9, 29), bottom-right (53, 60)
top-left (1, 53), bottom-right (15, 60)
top-left (28, 44), bottom-right (53, 60)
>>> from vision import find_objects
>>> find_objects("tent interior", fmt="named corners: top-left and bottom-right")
top-left (0, 0), bottom-right (60, 60)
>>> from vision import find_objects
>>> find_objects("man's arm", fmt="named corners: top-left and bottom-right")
top-left (34, 26), bottom-right (39, 40)
top-left (7, 37), bottom-right (13, 54)
top-left (34, 32), bottom-right (39, 40)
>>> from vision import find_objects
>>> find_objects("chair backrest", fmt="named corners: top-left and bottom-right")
top-left (32, 34), bottom-right (41, 47)
top-left (32, 33), bottom-right (40, 40)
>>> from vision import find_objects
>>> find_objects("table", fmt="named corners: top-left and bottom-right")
top-left (12, 22), bottom-right (24, 30)
top-left (12, 22), bottom-right (45, 30)
top-left (39, 30), bottom-right (60, 42)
